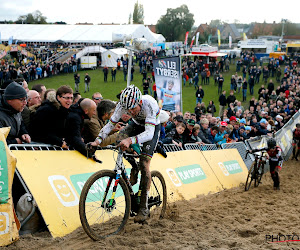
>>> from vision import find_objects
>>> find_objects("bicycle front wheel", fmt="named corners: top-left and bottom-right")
top-left (255, 163), bottom-right (264, 187)
top-left (245, 162), bottom-right (256, 191)
top-left (79, 170), bottom-right (131, 241)
top-left (148, 170), bottom-right (167, 220)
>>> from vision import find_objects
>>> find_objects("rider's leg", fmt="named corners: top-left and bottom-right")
top-left (134, 155), bottom-right (151, 223)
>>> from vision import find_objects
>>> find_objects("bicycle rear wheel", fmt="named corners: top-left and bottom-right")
top-left (148, 170), bottom-right (167, 220)
top-left (79, 170), bottom-right (131, 240)
top-left (245, 162), bottom-right (256, 191)
top-left (255, 163), bottom-right (264, 187)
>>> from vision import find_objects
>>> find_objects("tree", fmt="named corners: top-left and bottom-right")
top-left (16, 10), bottom-right (47, 24)
top-left (209, 19), bottom-right (223, 28)
top-left (128, 13), bottom-right (132, 24)
top-left (132, 1), bottom-right (144, 24)
top-left (156, 4), bottom-right (194, 42)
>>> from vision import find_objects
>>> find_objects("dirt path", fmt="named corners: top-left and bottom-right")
top-left (7, 160), bottom-right (300, 250)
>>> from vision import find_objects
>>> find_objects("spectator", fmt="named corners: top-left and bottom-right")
top-left (30, 85), bottom-right (73, 148)
top-left (183, 112), bottom-right (191, 121)
top-left (208, 126), bottom-right (219, 144)
top-left (242, 78), bottom-right (248, 102)
top-left (74, 73), bottom-right (80, 92)
top-left (162, 122), bottom-right (186, 148)
top-left (27, 90), bottom-right (41, 108)
top-left (183, 119), bottom-right (196, 144)
top-left (32, 84), bottom-right (46, 102)
top-left (103, 65), bottom-right (108, 82)
top-left (65, 98), bottom-right (97, 156)
top-left (193, 70), bottom-right (199, 89)
top-left (142, 79), bottom-right (149, 95)
top-left (214, 121), bottom-right (228, 145)
top-left (0, 82), bottom-right (31, 145)
top-left (92, 92), bottom-right (103, 104)
top-left (206, 100), bottom-right (216, 117)
top-left (198, 118), bottom-right (211, 144)
top-left (227, 90), bottom-right (236, 107)
top-left (218, 74), bottom-right (224, 94)
top-left (195, 85), bottom-right (204, 104)
top-left (206, 69), bottom-right (210, 85)
top-left (73, 92), bottom-right (81, 104)
top-left (218, 90), bottom-right (227, 117)
top-left (111, 67), bottom-right (117, 82)
top-left (84, 73), bottom-right (91, 93)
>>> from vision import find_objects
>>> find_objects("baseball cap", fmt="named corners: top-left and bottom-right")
top-left (220, 121), bottom-right (227, 127)
top-left (260, 118), bottom-right (267, 124)
top-left (239, 118), bottom-right (246, 124)
top-left (224, 118), bottom-right (230, 123)
top-left (245, 126), bottom-right (252, 131)
top-left (187, 119), bottom-right (195, 126)
top-left (276, 115), bottom-right (283, 120)
top-left (229, 116), bottom-right (236, 121)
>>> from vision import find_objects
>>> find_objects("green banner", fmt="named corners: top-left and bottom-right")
top-left (175, 164), bottom-right (206, 184)
top-left (223, 160), bottom-right (243, 174)
top-left (0, 141), bottom-right (8, 204)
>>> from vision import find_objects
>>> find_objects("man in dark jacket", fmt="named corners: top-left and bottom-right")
top-left (195, 85), bottom-right (204, 104)
top-left (30, 85), bottom-right (73, 148)
top-left (218, 90), bottom-right (227, 117)
top-left (226, 90), bottom-right (236, 107)
top-left (0, 82), bottom-right (31, 144)
top-left (198, 118), bottom-right (211, 144)
top-left (66, 98), bottom-right (96, 156)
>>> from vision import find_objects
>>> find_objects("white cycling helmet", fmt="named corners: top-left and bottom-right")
top-left (120, 85), bottom-right (142, 109)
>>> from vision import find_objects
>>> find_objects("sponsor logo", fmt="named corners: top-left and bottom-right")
top-left (172, 164), bottom-right (206, 185)
top-left (0, 212), bottom-right (9, 235)
top-left (166, 168), bottom-right (182, 187)
top-left (218, 160), bottom-right (242, 176)
top-left (266, 234), bottom-right (300, 243)
top-left (158, 60), bottom-right (167, 68)
top-left (48, 175), bottom-right (79, 207)
top-left (70, 169), bottom-right (140, 202)
top-left (0, 141), bottom-right (8, 204)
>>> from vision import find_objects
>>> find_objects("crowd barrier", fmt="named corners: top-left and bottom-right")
top-left (1, 111), bottom-right (298, 243)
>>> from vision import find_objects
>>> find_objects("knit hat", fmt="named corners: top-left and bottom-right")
top-left (3, 82), bottom-right (27, 100)
top-left (239, 118), bottom-right (246, 124)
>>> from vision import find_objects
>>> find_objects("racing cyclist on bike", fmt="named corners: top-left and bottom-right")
top-left (90, 85), bottom-right (161, 223)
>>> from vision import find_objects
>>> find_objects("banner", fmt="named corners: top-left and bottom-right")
top-left (190, 36), bottom-right (195, 48)
top-left (208, 34), bottom-right (212, 45)
top-left (195, 32), bottom-right (199, 46)
top-left (184, 31), bottom-right (189, 46)
top-left (10, 45), bottom-right (18, 52)
top-left (229, 35), bottom-right (232, 48)
top-left (243, 33), bottom-right (247, 41)
top-left (0, 32), bottom-right (1, 44)
top-left (153, 57), bottom-right (182, 112)
top-left (0, 50), bottom-right (7, 60)
top-left (0, 128), bottom-right (20, 247)
top-left (217, 30), bottom-right (221, 46)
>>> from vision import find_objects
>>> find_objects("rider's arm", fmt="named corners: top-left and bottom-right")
top-left (96, 103), bottom-right (123, 144)
top-left (130, 118), bottom-right (156, 145)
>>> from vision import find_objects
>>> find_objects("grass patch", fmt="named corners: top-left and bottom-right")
top-left (29, 62), bottom-right (281, 114)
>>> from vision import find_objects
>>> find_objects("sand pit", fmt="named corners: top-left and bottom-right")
top-left (7, 159), bottom-right (300, 250)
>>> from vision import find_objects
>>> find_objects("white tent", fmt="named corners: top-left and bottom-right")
top-left (76, 45), bottom-right (107, 59)
top-left (0, 24), bottom-right (165, 44)
top-left (101, 48), bottom-right (128, 68)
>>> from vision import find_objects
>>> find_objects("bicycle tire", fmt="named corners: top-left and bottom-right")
top-left (79, 170), bottom-right (131, 240)
top-left (255, 162), bottom-right (265, 187)
top-left (148, 170), bottom-right (167, 220)
top-left (245, 162), bottom-right (255, 191)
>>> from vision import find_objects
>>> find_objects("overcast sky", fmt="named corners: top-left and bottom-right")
top-left (1, 0), bottom-right (299, 26)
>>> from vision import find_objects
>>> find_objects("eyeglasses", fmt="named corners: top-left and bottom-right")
top-left (93, 97), bottom-right (103, 100)
top-left (61, 96), bottom-right (73, 100)
top-left (18, 97), bottom-right (27, 102)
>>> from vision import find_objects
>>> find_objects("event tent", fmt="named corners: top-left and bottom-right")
top-left (101, 48), bottom-right (128, 68)
top-left (0, 24), bottom-right (165, 44)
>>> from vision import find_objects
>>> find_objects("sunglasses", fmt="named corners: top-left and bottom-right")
top-left (93, 97), bottom-right (103, 100)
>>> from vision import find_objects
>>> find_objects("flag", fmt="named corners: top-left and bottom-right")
top-left (184, 32), bottom-right (189, 46)
top-left (243, 33), bottom-right (247, 41)
top-left (217, 30), bottom-right (221, 46)
top-left (15, 40), bottom-right (18, 45)
top-left (0, 32), bottom-right (2, 44)
top-left (229, 35), bottom-right (232, 48)
top-left (190, 36), bottom-right (195, 48)
top-left (8, 36), bottom-right (13, 45)
top-left (195, 32), bottom-right (200, 46)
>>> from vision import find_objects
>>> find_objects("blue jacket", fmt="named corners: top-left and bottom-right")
top-left (214, 130), bottom-right (228, 145)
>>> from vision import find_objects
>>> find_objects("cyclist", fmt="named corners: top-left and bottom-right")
top-left (90, 85), bottom-right (161, 223)
top-left (266, 138), bottom-right (283, 190)
top-left (292, 123), bottom-right (300, 161)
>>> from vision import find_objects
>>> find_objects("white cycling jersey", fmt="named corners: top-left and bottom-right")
top-left (97, 95), bottom-right (160, 145)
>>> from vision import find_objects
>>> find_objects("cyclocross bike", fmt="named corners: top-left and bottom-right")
top-left (79, 145), bottom-right (167, 240)
top-left (244, 148), bottom-right (268, 191)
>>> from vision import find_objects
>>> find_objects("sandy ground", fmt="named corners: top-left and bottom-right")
top-left (7, 159), bottom-right (300, 250)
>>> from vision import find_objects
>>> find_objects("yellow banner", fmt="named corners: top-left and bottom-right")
top-left (0, 128), bottom-right (19, 247)
top-left (12, 148), bottom-right (248, 238)
top-left (201, 149), bottom-right (248, 189)
top-left (217, 29), bottom-right (221, 46)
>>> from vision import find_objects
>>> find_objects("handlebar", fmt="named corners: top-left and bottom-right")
top-left (245, 147), bottom-right (268, 159)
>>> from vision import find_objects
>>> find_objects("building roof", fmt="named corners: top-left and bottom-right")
top-left (0, 24), bottom-right (165, 43)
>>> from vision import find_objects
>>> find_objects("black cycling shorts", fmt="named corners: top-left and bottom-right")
top-left (118, 121), bottom-right (161, 159)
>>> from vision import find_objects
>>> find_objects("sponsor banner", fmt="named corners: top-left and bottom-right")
top-left (21, 50), bottom-right (27, 56)
top-left (201, 149), bottom-right (248, 189)
top-left (153, 56), bottom-right (182, 112)
top-left (0, 50), bottom-right (7, 60)
top-left (10, 45), bottom-right (18, 52)
top-left (0, 128), bottom-right (19, 247)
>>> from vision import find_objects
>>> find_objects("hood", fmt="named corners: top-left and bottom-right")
top-left (70, 103), bottom-right (90, 120)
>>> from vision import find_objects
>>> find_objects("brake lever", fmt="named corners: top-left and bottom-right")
top-left (92, 155), bottom-right (102, 164)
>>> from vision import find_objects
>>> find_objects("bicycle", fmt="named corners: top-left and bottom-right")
top-left (79, 145), bottom-right (167, 240)
top-left (244, 148), bottom-right (268, 191)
